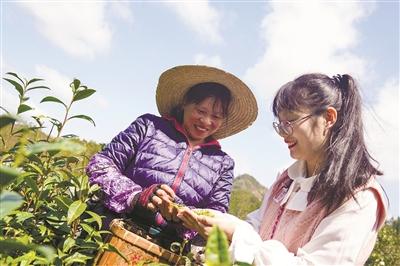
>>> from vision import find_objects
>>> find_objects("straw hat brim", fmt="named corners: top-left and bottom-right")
top-left (156, 65), bottom-right (258, 139)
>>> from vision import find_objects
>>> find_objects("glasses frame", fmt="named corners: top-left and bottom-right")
top-left (273, 114), bottom-right (314, 136)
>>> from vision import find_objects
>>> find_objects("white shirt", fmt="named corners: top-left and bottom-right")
top-left (226, 160), bottom-right (381, 265)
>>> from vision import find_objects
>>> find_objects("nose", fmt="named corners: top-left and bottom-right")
top-left (200, 115), bottom-right (212, 126)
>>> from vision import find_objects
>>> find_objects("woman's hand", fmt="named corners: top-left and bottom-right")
top-left (177, 208), bottom-right (236, 240)
top-left (148, 184), bottom-right (180, 222)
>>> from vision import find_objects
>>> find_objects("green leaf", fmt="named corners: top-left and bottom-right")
top-left (35, 245), bottom-right (56, 263)
top-left (63, 237), bottom-right (76, 253)
top-left (17, 104), bottom-right (33, 114)
top-left (68, 114), bottom-right (96, 126)
top-left (63, 252), bottom-right (92, 265)
top-left (40, 96), bottom-right (67, 108)
top-left (205, 226), bottom-right (231, 266)
top-left (27, 85), bottom-right (51, 91)
top-left (0, 166), bottom-right (21, 187)
top-left (26, 140), bottom-right (85, 155)
top-left (73, 89), bottom-right (96, 102)
top-left (84, 210), bottom-right (103, 229)
top-left (14, 211), bottom-right (35, 223)
top-left (0, 191), bottom-right (24, 219)
top-left (26, 78), bottom-right (43, 86)
top-left (0, 239), bottom-right (30, 253)
top-left (67, 200), bottom-right (87, 224)
top-left (3, 78), bottom-right (24, 96)
top-left (24, 175), bottom-right (40, 194)
top-left (6, 72), bottom-right (25, 85)
top-left (72, 79), bottom-right (81, 91)
top-left (0, 114), bottom-right (18, 129)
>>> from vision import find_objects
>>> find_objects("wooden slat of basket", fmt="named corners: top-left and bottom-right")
top-left (111, 219), bottom-right (182, 264)
top-left (96, 219), bottom-right (185, 265)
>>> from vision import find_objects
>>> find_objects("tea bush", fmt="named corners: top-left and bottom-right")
top-left (0, 73), bottom-right (123, 265)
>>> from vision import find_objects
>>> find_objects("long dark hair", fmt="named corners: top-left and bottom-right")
top-left (272, 73), bottom-right (382, 213)
top-left (171, 82), bottom-right (232, 123)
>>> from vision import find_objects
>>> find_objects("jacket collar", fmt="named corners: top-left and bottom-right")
top-left (163, 115), bottom-right (221, 149)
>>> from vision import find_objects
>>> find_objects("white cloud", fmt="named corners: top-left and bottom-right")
top-left (110, 1), bottom-right (134, 25)
top-left (35, 65), bottom-right (72, 104)
top-left (165, 1), bottom-right (222, 44)
top-left (364, 79), bottom-right (399, 182)
top-left (19, 2), bottom-right (112, 58)
top-left (194, 54), bottom-right (222, 68)
top-left (244, 2), bottom-right (374, 101)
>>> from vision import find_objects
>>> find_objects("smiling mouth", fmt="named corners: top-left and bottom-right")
top-left (194, 125), bottom-right (208, 133)
top-left (287, 141), bottom-right (296, 149)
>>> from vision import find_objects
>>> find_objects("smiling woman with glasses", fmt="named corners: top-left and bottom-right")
top-left (178, 73), bottom-right (388, 266)
top-left (272, 113), bottom-right (314, 136)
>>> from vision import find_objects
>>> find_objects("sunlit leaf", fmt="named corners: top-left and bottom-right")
top-left (68, 114), bottom-right (96, 126)
top-left (63, 237), bottom-right (76, 253)
top-left (67, 200), bottom-right (87, 224)
top-left (0, 191), bottom-right (24, 219)
top-left (17, 104), bottom-right (33, 114)
top-left (72, 89), bottom-right (96, 102)
top-left (84, 210), bottom-right (103, 229)
top-left (40, 96), bottom-right (67, 108)
top-left (205, 226), bottom-right (231, 266)
top-left (26, 140), bottom-right (85, 155)
top-left (63, 251), bottom-right (92, 265)
top-left (0, 166), bottom-right (21, 187)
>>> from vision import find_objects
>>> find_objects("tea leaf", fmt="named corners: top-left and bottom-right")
top-left (0, 166), bottom-right (21, 187)
top-left (67, 200), bottom-right (87, 224)
top-left (68, 114), bottom-right (96, 126)
top-left (27, 85), bottom-right (51, 91)
top-left (205, 226), bottom-right (231, 266)
top-left (26, 78), bottom-right (43, 86)
top-left (73, 89), bottom-right (96, 102)
top-left (26, 140), bottom-right (85, 155)
top-left (0, 114), bottom-right (18, 129)
top-left (40, 96), bottom-right (67, 108)
top-left (0, 191), bottom-right (24, 219)
top-left (17, 104), bottom-right (33, 114)
top-left (3, 78), bottom-right (23, 96)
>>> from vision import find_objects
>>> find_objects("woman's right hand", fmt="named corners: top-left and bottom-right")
top-left (177, 208), bottom-right (236, 240)
top-left (147, 184), bottom-right (180, 222)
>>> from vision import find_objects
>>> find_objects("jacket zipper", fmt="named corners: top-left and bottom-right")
top-left (171, 146), bottom-right (195, 192)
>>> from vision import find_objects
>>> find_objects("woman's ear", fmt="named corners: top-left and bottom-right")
top-left (325, 107), bottom-right (337, 129)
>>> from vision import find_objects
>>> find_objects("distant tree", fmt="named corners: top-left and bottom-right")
top-left (366, 217), bottom-right (400, 265)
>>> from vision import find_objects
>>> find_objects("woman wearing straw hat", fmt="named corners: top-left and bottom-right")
top-left (86, 65), bottom-right (257, 245)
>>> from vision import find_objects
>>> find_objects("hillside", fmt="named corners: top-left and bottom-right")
top-left (229, 174), bottom-right (268, 219)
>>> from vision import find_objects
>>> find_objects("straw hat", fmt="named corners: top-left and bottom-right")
top-left (156, 65), bottom-right (258, 139)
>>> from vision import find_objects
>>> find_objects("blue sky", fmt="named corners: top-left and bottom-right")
top-left (2, 1), bottom-right (399, 217)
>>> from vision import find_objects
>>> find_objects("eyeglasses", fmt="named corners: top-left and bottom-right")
top-left (273, 114), bottom-right (314, 136)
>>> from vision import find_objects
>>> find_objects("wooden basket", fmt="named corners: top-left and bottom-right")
top-left (95, 219), bottom-right (186, 265)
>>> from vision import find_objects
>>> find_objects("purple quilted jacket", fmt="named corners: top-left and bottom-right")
top-left (86, 113), bottom-right (234, 219)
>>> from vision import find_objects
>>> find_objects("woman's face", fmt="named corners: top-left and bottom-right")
top-left (277, 109), bottom-right (328, 172)
top-left (182, 97), bottom-right (224, 145)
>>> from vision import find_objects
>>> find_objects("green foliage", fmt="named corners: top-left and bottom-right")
top-left (366, 217), bottom-right (400, 266)
top-left (0, 73), bottom-right (118, 265)
top-left (205, 226), bottom-right (231, 266)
